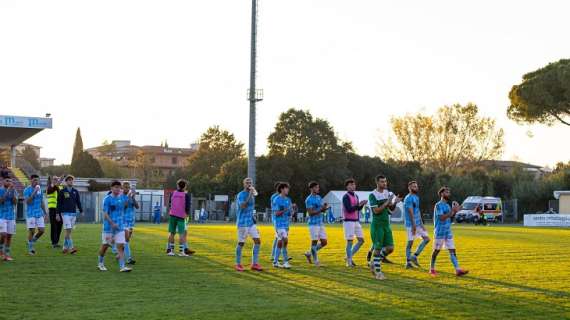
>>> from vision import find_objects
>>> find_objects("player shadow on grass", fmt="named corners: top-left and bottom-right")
top-left (179, 243), bottom-right (568, 319)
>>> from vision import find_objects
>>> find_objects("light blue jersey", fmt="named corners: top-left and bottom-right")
top-left (24, 186), bottom-right (44, 218)
top-left (305, 194), bottom-right (323, 226)
top-left (102, 194), bottom-right (125, 233)
top-left (121, 194), bottom-right (136, 228)
top-left (1, 188), bottom-right (18, 220)
top-left (272, 195), bottom-right (291, 230)
top-left (434, 200), bottom-right (453, 239)
top-left (236, 190), bottom-right (255, 228)
top-left (403, 193), bottom-right (422, 227)
top-left (270, 192), bottom-right (279, 226)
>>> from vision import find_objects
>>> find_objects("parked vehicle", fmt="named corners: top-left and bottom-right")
top-left (456, 196), bottom-right (503, 224)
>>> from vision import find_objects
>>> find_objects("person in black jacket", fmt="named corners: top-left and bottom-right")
top-left (57, 175), bottom-right (83, 254)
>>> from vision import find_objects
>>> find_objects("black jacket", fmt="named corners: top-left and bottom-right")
top-left (57, 187), bottom-right (83, 214)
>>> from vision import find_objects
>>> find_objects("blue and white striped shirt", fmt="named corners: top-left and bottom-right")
top-left (434, 200), bottom-right (453, 239)
top-left (305, 194), bottom-right (323, 226)
top-left (24, 186), bottom-right (44, 218)
top-left (0, 188), bottom-right (18, 220)
top-left (272, 195), bottom-right (291, 230)
top-left (236, 190), bottom-right (255, 228)
top-left (102, 194), bottom-right (125, 233)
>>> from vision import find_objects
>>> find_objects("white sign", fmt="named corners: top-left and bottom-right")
top-left (524, 214), bottom-right (570, 227)
top-left (214, 195), bottom-right (229, 202)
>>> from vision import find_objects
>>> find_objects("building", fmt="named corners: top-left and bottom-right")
top-left (554, 191), bottom-right (570, 214)
top-left (39, 157), bottom-right (56, 167)
top-left (86, 140), bottom-right (198, 183)
top-left (478, 160), bottom-right (550, 178)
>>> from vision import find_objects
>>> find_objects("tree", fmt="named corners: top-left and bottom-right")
top-left (41, 164), bottom-right (71, 177)
top-left (267, 108), bottom-right (353, 206)
top-left (70, 151), bottom-right (103, 177)
top-left (508, 59), bottom-right (570, 126)
top-left (380, 103), bottom-right (504, 172)
top-left (98, 158), bottom-right (128, 178)
top-left (20, 146), bottom-right (40, 170)
top-left (186, 126), bottom-right (245, 178)
top-left (72, 127), bottom-right (84, 163)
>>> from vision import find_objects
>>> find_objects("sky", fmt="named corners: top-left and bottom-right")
top-left (0, 0), bottom-right (568, 167)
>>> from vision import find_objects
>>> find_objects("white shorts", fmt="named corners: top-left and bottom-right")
top-left (406, 225), bottom-right (429, 241)
top-left (275, 228), bottom-right (288, 240)
top-left (63, 215), bottom-right (77, 230)
top-left (434, 238), bottom-right (455, 250)
top-left (309, 224), bottom-right (327, 241)
top-left (102, 231), bottom-right (126, 245)
top-left (237, 225), bottom-right (260, 242)
top-left (0, 219), bottom-right (16, 235)
top-left (26, 217), bottom-right (45, 229)
top-left (343, 221), bottom-right (364, 240)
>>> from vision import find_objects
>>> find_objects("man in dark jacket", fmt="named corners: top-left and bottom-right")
top-left (57, 175), bottom-right (83, 254)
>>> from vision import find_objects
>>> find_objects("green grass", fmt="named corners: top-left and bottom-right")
top-left (1, 223), bottom-right (569, 320)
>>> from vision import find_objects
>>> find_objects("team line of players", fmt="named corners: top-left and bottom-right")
top-left (1, 174), bottom-right (468, 278)
top-left (235, 175), bottom-right (469, 279)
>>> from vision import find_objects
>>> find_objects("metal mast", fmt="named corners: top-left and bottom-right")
top-left (247, 0), bottom-right (263, 184)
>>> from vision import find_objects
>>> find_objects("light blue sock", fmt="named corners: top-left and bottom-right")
top-left (28, 241), bottom-right (33, 251)
top-left (112, 243), bottom-right (118, 254)
top-left (252, 243), bottom-right (260, 264)
top-left (119, 258), bottom-right (125, 269)
top-left (235, 245), bottom-right (243, 265)
top-left (274, 246), bottom-right (281, 264)
top-left (282, 247), bottom-right (289, 262)
top-left (450, 252), bottom-right (460, 270)
top-left (415, 239), bottom-right (429, 257)
top-left (68, 238), bottom-right (74, 249)
top-left (124, 242), bottom-right (131, 260)
top-left (5, 246), bottom-right (11, 256)
top-left (345, 240), bottom-right (353, 263)
top-left (351, 240), bottom-right (364, 256)
top-left (406, 241), bottom-right (413, 261)
top-left (183, 242), bottom-right (188, 250)
top-left (271, 238), bottom-right (278, 258)
top-left (311, 244), bottom-right (318, 261)
top-left (98, 255), bottom-right (104, 264)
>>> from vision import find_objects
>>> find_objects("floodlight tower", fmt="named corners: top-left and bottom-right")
top-left (247, 0), bottom-right (263, 184)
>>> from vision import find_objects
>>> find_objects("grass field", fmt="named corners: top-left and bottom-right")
top-left (1, 222), bottom-right (569, 320)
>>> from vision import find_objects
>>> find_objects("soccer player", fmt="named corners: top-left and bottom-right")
top-left (304, 181), bottom-right (329, 267)
top-left (97, 180), bottom-right (132, 272)
top-left (367, 175), bottom-right (401, 280)
top-left (57, 175), bottom-right (83, 254)
top-left (272, 182), bottom-right (293, 269)
top-left (429, 186), bottom-right (469, 277)
top-left (404, 181), bottom-right (430, 269)
top-left (23, 174), bottom-right (47, 255)
top-left (342, 178), bottom-right (368, 267)
top-left (121, 182), bottom-right (139, 265)
top-left (166, 179), bottom-right (192, 257)
top-left (269, 181), bottom-right (280, 262)
top-left (234, 177), bottom-right (263, 272)
top-left (0, 177), bottom-right (18, 261)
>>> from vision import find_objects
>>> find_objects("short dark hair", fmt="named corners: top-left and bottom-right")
top-left (30, 174), bottom-right (40, 179)
top-left (375, 175), bottom-right (386, 182)
top-left (308, 181), bottom-right (319, 189)
top-left (408, 180), bottom-right (418, 187)
top-left (438, 186), bottom-right (449, 196)
top-left (65, 175), bottom-right (75, 182)
top-left (110, 180), bottom-right (122, 187)
top-left (177, 179), bottom-right (187, 190)
top-left (345, 178), bottom-right (356, 187)
top-left (277, 182), bottom-right (290, 193)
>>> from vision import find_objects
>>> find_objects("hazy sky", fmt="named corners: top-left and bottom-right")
top-left (1, 0), bottom-right (568, 167)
